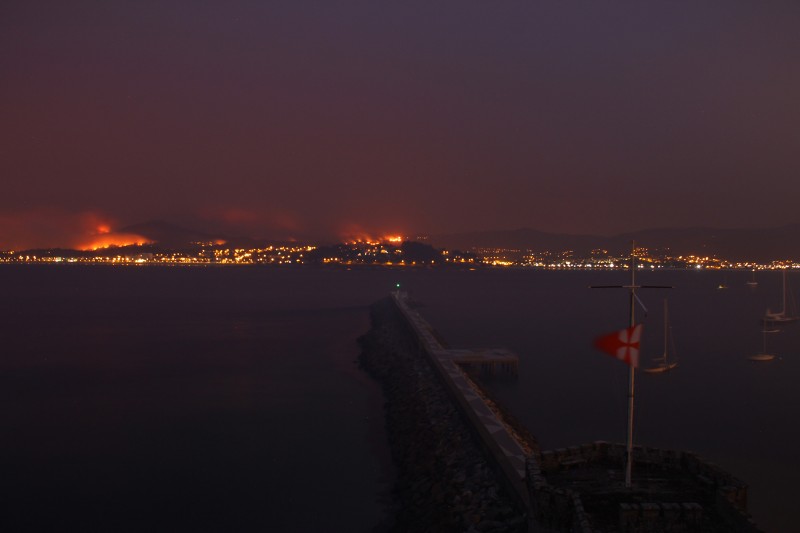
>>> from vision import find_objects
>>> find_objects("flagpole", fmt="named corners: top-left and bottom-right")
top-left (626, 241), bottom-right (636, 488)
top-left (590, 241), bottom-right (672, 488)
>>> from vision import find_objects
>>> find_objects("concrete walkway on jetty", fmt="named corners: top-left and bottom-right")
top-left (390, 291), bottom-right (531, 513)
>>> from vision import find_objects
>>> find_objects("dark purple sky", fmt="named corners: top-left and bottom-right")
top-left (2, 1), bottom-right (800, 248)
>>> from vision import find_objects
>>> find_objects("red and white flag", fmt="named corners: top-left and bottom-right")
top-left (593, 324), bottom-right (643, 368)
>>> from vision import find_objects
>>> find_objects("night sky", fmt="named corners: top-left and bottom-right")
top-left (3, 2), bottom-right (800, 249)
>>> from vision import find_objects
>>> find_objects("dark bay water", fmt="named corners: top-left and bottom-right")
top-left (0, 265), bottom-right (398, 532)
top-left (1, 266), bottom-right (796, 531)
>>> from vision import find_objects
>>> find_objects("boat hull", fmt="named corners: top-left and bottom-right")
top-left (643, 362), bottom-right (678, 374)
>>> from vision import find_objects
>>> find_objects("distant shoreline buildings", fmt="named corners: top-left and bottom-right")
top-left (1, 240), bottom-right (798, 270)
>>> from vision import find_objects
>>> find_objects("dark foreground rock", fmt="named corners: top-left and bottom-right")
top-left (358, 297), bottom-right (527, 533)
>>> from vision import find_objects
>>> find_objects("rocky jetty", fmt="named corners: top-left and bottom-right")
top-left (358, 297), bottom-right (527, 533)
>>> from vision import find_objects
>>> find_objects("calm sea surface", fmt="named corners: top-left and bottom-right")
top-left (1, 266), bottom-right (796, 531)
top-left (0, 265), bottom-right (396, 532)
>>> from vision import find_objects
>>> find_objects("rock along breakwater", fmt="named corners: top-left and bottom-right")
top-left (359, 296), bottom-right (529, 533)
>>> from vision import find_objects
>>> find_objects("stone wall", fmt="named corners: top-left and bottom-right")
top-left (358, 297), bottom-right (527, 532)
top-left (530, 441), bottom-right (760, 532)
top-left (526, 456), bottom-right (592, 533)
top-left (389, 293), bottom-right (532, 514)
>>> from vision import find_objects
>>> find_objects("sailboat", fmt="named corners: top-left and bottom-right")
top-left (748, 327), bottom-right (778, 361)
top-left (763, 270), bottom-right (797, 323)
top-left (746, 270), bottom-right (758, 287)
top-left (643, 299), bottom-right (678, 373)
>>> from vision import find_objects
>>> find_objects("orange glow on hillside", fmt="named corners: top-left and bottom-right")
top-left (344, 234), bottom-right (405, 246)
top-left (338, 223), bottom-right (406, 245)
top-left (78, 233), bottom-right (152, 251)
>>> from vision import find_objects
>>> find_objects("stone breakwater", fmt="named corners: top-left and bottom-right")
top-left (358, 297), bottom-right (527, 533)
top-left (359, 294), bottom-right (759, 532)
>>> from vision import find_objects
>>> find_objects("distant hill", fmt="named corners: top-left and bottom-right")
top-left (119, 220), bottom-right (273, 249)
top-left (430, 229), bottom-right (599, 254)
top-left (120, 220), bottom-right (218, 248)
top-left (21, 219), bottom-right (795, 262)
top-left (430, 225), bottom-right (800, 262)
